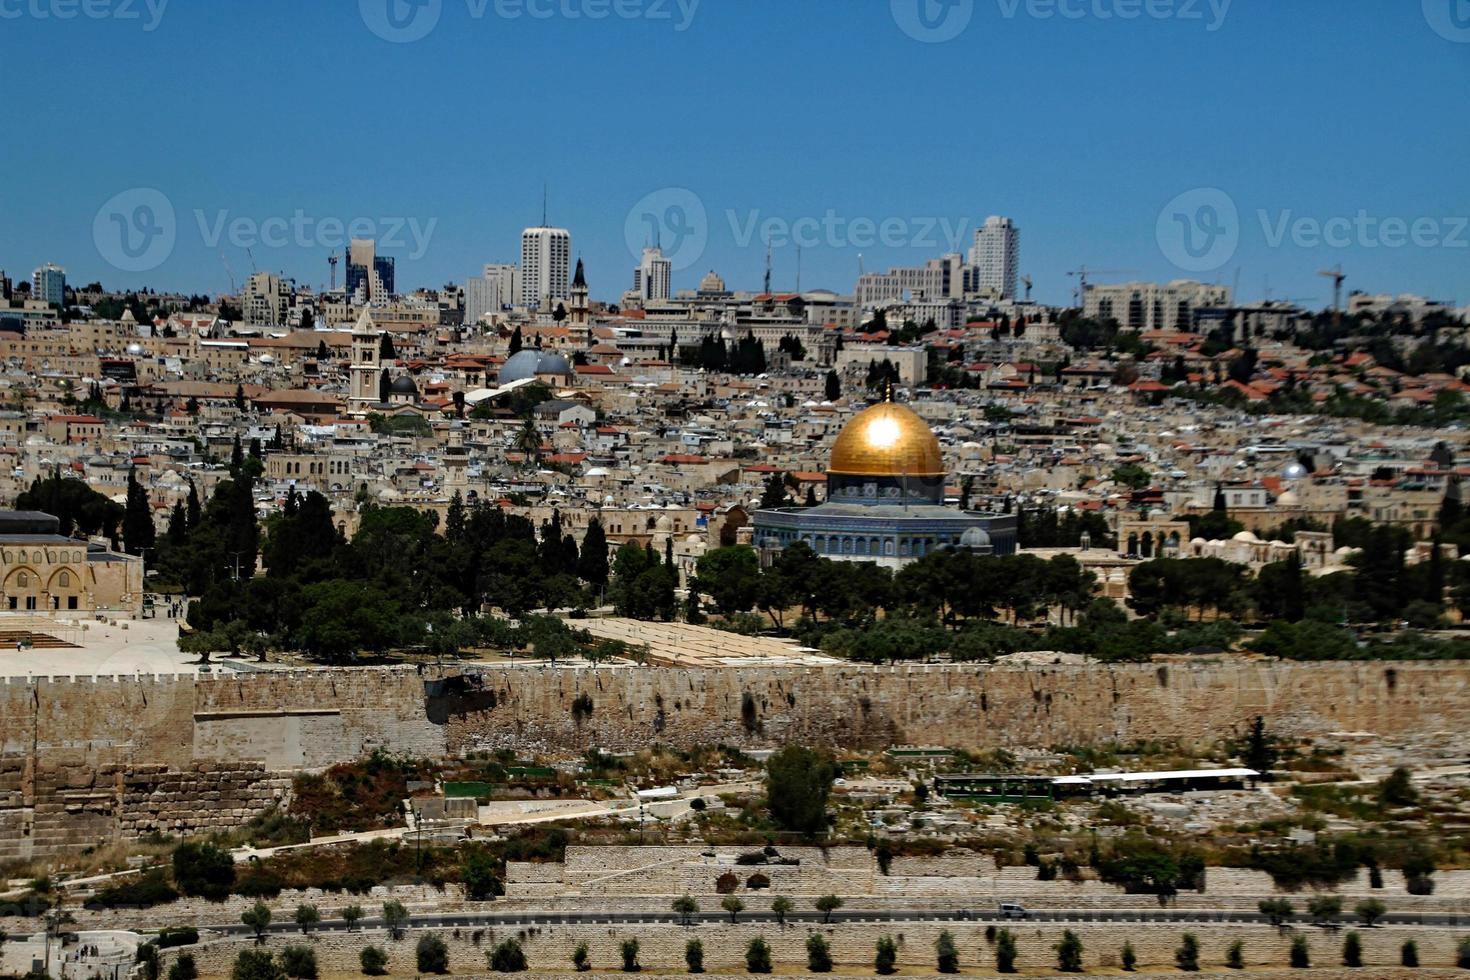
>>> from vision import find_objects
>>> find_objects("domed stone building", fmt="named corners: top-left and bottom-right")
top-left (753, 390), bottom-right (1016, 569)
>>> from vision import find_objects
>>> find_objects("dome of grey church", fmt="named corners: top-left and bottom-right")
top-left (389, 375), bottom-right (419, 396)
top-left (498, 349), bottom-right (572, 385)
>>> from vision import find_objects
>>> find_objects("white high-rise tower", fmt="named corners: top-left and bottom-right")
top-left (968, 216), bottom-right (1020, 300)
top-left (634, 246), bottom-right (672, 302)
top-left (521, 226), bottom-right (571, 309)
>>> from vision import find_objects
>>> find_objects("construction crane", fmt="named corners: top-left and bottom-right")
top-left (217, 250), bottom-right (237, 294)
top-left (1318, 264), bottom-right (1347, 312)
top-left (1021, 275), bottom-right (1033, 302)
top-left (1066, 266), bottom-right (1137, 306)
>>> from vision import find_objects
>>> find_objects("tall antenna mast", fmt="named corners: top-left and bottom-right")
top-left (796, 245), bottom-right (802, 294)
top-left (763, 240), bottom-right (772, 296)
top-left (541, 182), bottom-right (548, 227)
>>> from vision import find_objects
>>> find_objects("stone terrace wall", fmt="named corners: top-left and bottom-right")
top-left (167, 922), bottom-right (1465, 977)
top-left (440, 661), bottom-right (1470, 755)
top-left (1, 661), bottom-right (1468, 857)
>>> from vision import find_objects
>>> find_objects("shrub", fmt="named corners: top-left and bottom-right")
top-left (1120, 941), bottom-right (1136, 972)
top-left (874, 936), bottom-right (897, 975)
top-left (293, 904), bottom-right (319, 934)
top-left (279, 946), bottom-right (318, 980)
top-left (157, 928), bottom-right (199, 949)
top-left (232, 950), bottom-right (283, 980)
top-left (747, 936), bottom-right (773, 974)
top-left (173, 841), bottom-right (236, 901)
top-left (685, 939), bottom-right (704, 974)
top-left (1175, 933), bottom-right (1200, 971)
top-left (1343, 931), bottom-right (1363, 968)
top-left (1401, 940), bottom-right (1419, 967)
top-left (935, 930), bottom-right (959, 973)
top-left (382, 900), bottom-right (409, 939)
top-left (489, 938), bottom-right (527, 972)
top-left (1307, 894), bottom-right (1343, 924)
top-left (241, 901), bottom-right (272, 940)
top-left (1055, 930), bottom-right (1083, 972)
top-left (1226, 940), bottom-right (1244, 969)
top-left (137, 943), bottom-right (160, 980)
top-left (416, 933), bottom-right (449, 974)
top-left (167, 954), bottom-right (198, 980)
top-left (1289, 934), bottom-right (1310, 968)
top-left (572, 942), bottom-right (591, 972)
top-left (360, 946), bottom-right (387, 976)
top-left (716, 872), bottom-right (740, 894)
top-left (1459, 937), bottom-right (1470, 969)
top-left (621, 938), bottom-right (641, 973)
top-left (91, 870), bottom-right (179, 909)
top-left (807, 934), bottom-right (833, 973)
top-left (995, 929), bottom-right (1017, 973)
top-left (1259, 898), bottom-right (1293, 927)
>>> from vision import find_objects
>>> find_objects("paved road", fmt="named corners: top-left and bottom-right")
top-left (211, 907), bottom-right (1468, 937)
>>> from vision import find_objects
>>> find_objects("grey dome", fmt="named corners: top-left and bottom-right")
top-left (959, 526), bottom-right (993, 550)
top-left (498, 349), bottom-right (543, 384)
top-left (536, 352), bottom-right (572, 376)
top-left (389, 375), bottom-right (419, 395)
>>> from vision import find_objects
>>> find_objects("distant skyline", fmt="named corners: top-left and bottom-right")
top-left (2, 1), bottom-right (1467, 308)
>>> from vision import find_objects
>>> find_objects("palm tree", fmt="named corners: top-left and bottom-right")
top-left (514, 417), bottom-right (542, 466)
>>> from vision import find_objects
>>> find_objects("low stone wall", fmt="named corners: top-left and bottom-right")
top-left (165, 921), bottom-right (1466, 976)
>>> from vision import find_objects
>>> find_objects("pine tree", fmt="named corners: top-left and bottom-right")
top-left (578, 518), bottom-right (610, 588)
top-left (509, 326), bottom-right (523, 355)
top-left (123, 468), bottom-right (155, 556)
top-left (824, 369), bottom-right (841, 402)
top-left (186, 479), bottom-right (201, 530)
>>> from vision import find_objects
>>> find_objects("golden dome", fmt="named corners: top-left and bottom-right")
top-left (828, 400), bottom-right (945, 478)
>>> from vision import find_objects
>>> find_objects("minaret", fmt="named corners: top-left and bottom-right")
top-left (348, 306), bottom-right (382, 416)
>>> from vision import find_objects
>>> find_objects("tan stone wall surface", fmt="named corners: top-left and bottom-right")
top-left (165, 921), bottom-right (1467, 977)
top-left (2, 661), bottom-right (1468, 856)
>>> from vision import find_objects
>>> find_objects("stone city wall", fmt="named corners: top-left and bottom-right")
top-left (164, 922), bottom-right (1466, 976)
top-left (0, 661), bottom-right (1467, 856)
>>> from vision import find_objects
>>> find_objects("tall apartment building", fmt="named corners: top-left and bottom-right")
top-left (968, 216), bottom-right (1020, 300)
top-left (241, 271), bottom-right (290, 326)
top-left (520, 226), bottom-right (571, 309)
top-left (465, 263), bottom-right (518, 325)
top-left (1083, 279), bottom-right (1233, 332)
top-left (32, 263), bottom-right (66, 307)
top-left (634, 246), bottom-right (672, 302)
top-left (345, 239), bottom-right (395, 304)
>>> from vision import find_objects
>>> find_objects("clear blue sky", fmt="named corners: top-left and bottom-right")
top-left (2, 0), bottom-right (1467, 308)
